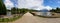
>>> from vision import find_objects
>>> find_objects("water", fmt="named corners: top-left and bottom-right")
top-left (35, 12), bottom-right (52, 16)
top-left (42, 12), bottom-right (52, 16)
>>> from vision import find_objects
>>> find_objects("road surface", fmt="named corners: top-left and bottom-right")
top-left (9, 12), bottom-right (60, 23)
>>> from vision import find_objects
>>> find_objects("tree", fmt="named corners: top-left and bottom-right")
top-left (11, 7), bottom-right (17, 11)
top-left (56, 7), bottom-right (60, 13)
top-left (11, 7), bottom-right (17, 14)
top-left (0, 0), bottom-right (7, 15)
top-left (50, 7), bottom-right (60, 13)
top-left (19, 8), bottom-right (28, 14)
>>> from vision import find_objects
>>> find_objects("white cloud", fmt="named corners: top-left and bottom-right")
top-left (4, 0), bottom-right (14, 10)
top-left (18, 0), bottom-right (43, 8)
top-left (18, 0), bottom-right (52, 10)
top-left (45, 6), bottom-right (52, 10)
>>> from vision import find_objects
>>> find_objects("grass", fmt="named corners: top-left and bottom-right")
top-left (0, 15), bottom-right (22, 22)
top-left (37, 15), bottom-right (59, 18)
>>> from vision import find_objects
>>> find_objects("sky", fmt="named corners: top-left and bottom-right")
top-left (4, 0), bottom-right (60, 10)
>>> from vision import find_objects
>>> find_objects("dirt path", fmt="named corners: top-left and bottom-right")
top-left (9, 12), bottom-right (60, 23)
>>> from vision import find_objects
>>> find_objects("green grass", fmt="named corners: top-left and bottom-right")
top-left (36, 15), bottom-right (59, 18)
top-left (0, 15), bottom-right (22, 22)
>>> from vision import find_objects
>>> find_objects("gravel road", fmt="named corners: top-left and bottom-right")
top-left (9, 12), bottom-right (60, 23)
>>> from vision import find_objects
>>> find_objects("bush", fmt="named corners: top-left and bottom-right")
top-left (0, 15), bottom-right (22, 22)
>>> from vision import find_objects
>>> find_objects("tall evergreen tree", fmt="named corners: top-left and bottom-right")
top-left (0, 0), bottom-right (7, 15)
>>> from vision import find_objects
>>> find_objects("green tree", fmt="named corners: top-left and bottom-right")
top-left (56, 7), bottom-right (60, 12)
top-left (11, 7), bottom-right (17, 14)
top-left (11, 7), bottom-right (17, 11)
top-left (0, 0), bottom-right (7, 15)
top-left (50, 7), bottom-right (60, 13)
top-left (19, 8), bottom-right (28, 14)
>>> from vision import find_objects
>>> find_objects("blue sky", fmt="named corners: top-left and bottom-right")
top-left (10, 0), bottom-right (18, 7)
top-left (44, 0), bottom-right (60, 8)
top-left (4, 0), bottom-right (60, 10)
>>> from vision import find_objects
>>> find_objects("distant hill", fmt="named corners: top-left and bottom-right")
top-left (37, 9), bottom-right (49, 12)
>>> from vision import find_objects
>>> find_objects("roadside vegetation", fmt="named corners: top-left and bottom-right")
top-left (0, 0), bottom-right (22, 22)
top-left (0, 15), bottom-right (22, 22)
top-left (0, 0), bottom-right (7, 15)
top-left (36, 15), bottom-right (59, 18)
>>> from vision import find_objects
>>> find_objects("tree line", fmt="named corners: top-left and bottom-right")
top-left (50, 7), bottom-right (60, 13)
top-left (11, 7), bottom-right (37, 14)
